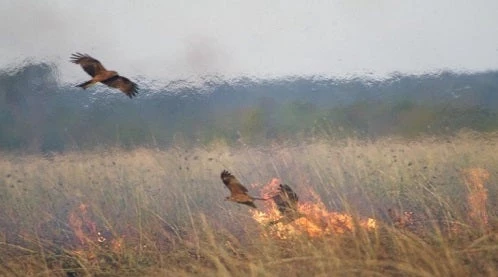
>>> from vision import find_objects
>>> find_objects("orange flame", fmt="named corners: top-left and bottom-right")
top-left (250, 179), bottom-right (376, 239)
top-left (67, 203), bottom-right (124, 255)
top-left (68, 203), bottom-right (98, 246)
top-left (462, 168), bottom-right (489, 227)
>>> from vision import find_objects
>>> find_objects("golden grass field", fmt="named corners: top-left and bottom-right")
top-left (0, 131), bottom-right (497, 276)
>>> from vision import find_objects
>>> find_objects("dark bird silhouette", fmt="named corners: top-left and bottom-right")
top-left (70, 53), bottom-right (138, 98)
top-left (220, 170), bottom-right (268, 209)
top-left (268, 184), bottom-right (303, 225)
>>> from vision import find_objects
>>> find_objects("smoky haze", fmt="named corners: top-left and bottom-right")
top-left (3, 4), bottom-right (498, 276)
top-left (2, 0), bottom-right (498, 153)
top-left (1, 61), bottom-right (498, 153)
top-left (1, 0), bottom-right (498, 84)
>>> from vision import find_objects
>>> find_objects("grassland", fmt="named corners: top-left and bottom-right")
top-left (0, 131), bottom-right (497, 276)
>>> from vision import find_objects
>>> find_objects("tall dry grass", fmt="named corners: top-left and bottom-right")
top-left (0, 131), bottom-right (497, 276)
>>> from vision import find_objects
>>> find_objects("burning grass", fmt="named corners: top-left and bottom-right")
top-left (250, 178), bottom-right (377, 238)
top-left (0, 131), bottom-right (497, 276)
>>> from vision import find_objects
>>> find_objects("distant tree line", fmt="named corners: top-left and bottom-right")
top-left (1, 63), bottom-right (498, 153)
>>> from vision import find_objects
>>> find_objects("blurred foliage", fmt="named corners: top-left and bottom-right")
top-left (1, 63), bottom-right (498, 152)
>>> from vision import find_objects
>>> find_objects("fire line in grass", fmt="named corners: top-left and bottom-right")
top-left (250, 178), bottom-right (376, 239)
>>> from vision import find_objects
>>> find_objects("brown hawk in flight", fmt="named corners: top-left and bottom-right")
top-left (220, 170), bottom-right (267, 209)
top-left (70, 53), bottom-right (138, 98)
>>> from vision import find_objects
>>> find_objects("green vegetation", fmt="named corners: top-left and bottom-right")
top-left (0, 133), bottom-right (497, 276)
top-left (2, 64), bottom-right (498, 152)
top-left (1, 64), bottom-right (497, 275)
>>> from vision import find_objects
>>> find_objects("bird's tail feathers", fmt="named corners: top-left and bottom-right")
top-left (251, 196), bottom-right (272, 201)
top-left (76, 80), bottom-right (94, 89)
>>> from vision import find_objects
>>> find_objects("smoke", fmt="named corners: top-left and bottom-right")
top-left (183, 35), bottom-right (231, 76)
top-left (0, 2), bottom-right (65, 61)
top-left (1, 0), bottom-right (498, 83)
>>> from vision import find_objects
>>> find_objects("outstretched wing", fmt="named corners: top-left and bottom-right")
top-left (280, 184), bottom-right (298, 204)
top-left (221, 170), bottom-right (249, 196)
top-left (101, 75), bottom-right (139, 98)
top-left (70, 53), bottom-right (107, 77)
top-left (273, 184), bottom-right (299, 215)
top-left (267, 184), bottom-right (301, 225)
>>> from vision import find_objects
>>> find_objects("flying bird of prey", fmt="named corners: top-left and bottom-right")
top-left (220, 170), bottom-right (268, 209)
top-left (268, 184), bottom-right (303, 225)
top-left (70, 53), bottom-right (138, 98)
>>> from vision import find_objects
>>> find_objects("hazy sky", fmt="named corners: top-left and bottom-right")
top-left (1, 0), bottom-right (498, 83)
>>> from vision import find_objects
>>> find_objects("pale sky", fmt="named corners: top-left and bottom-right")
top-left (1, 0), bottom-right (498, 84)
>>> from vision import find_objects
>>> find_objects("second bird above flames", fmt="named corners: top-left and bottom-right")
top-left (220, 170), bottom-right (303, 225)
